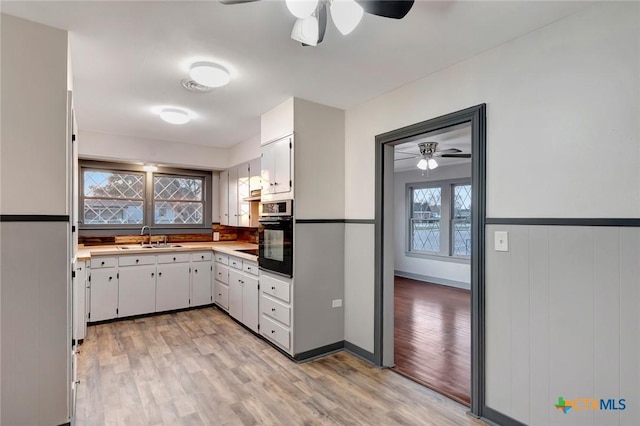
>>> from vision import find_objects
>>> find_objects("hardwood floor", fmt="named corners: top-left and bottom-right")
top-left (393, 277), bottom-right (471, 406)
top-left (75, 307), bottom-right (483, 425)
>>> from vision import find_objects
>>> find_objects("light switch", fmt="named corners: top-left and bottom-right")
top-left (332, 299), bottom-right (343, 308)
top-left (495, 231), bottom-right (509, 252)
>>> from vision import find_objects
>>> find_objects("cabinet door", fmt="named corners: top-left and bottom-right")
top-left (237, 162), bottom-right (251, 227)
top-left (156, 263), bottom-right (190, 312)
top-left (89, 268), bottom-right (118, 322)
top-left (249, 158), bottom-right (261, 193)
top-left (261, 144), bottom-right (275, 195)
top-left (228, 166), bottom-right (238, 226)
top-left (273, 136), bottom-right (291, 195)
top-left (191, 262), bottom-right (212, 306)
top-left (219, 170), bottom-right (229, 225)
top-left (118, 265), bottom-right (156, 317)
top-left (242, 274), bottom-right (259, 333)
top-left (228, 268), bottom-right (243, 321)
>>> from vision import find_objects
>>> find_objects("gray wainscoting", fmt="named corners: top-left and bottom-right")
top-left (485, 225), bottom-right (640, 426)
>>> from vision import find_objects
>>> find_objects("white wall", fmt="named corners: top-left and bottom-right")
top-left (1, 13), bottom-right (69, 215)
top-left (78, 130), bottom-right (229, 170)
top-left (344, 2), bottom-right (640, 423)
top-left (394, 163), bottom-right (471, 287)
top-left (227, 133), bottom-right (260, 167)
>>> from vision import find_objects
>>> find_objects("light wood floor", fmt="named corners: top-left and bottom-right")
top-left (76, 307), bottom-right (483, 426)
top-left (393, 277), bottom-right (471, 406)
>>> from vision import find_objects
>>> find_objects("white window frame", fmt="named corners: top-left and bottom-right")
top-left (406, 178), bottom-right (471, 263)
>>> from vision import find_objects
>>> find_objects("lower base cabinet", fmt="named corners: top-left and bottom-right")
top-left (89, 267), bottom-right (118, 322)
top-left (118, 264), bottom-right (156, 317)
top-left (214, 252), bottom-right (259, 333)
top-left (156, 262), bottom-right (190, 312)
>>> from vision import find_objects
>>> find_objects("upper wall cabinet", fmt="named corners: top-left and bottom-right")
top-left (219, 159), bottom-right (260, 228)
top-left (261, 135), bottom-right (292, 201)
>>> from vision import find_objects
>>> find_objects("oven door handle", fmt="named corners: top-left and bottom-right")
top-left (259, 218), bottom-right (293, 225)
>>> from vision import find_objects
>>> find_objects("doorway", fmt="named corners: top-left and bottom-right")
top-left (374, 105), bottom-right (486, 417)
top-left (391, 124), bottom-right (472, 405)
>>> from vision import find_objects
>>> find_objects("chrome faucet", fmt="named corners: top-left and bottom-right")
top-left (140, 225), bottom-right (151, 245)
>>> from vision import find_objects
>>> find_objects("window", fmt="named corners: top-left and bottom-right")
top-left (407, 180), bottom-right (471, 259)
top-left (153, 175), bottom-right (204, 225)
top-left (451, 184), bottom-right (472, 257)
top-left (410, 187), bottom-right (442, 253)
top-left (80, 161), bottom-right (211, 230)
top-left (83, 170), bottom-right (145, 225)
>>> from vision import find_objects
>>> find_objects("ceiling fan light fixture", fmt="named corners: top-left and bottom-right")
top-left (189, 62), bottom-right (231, 88)
top-left (330, 0), bottom-right (364, 35)
top-left (286, 0), bottom-right (319, 18)
top-left (159, 108), bottom-right (191, 125)
top-left (291, 15), bottom-right (319, 46)
top-left (428, 158), bottom-right (438, 170)
top-left (417, 158), bottom-right (428, 170)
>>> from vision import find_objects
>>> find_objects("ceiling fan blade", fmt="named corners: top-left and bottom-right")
top-left (302, 3), bottom-right (327, 46)
top-left (356, 0), bottom-right (415, 19)
top-left (220, 0), bottom-right (261, 4)
top-left (437, 148), bottom-right (462, 154)
top-left (440, 153), bottom-right (472, 158)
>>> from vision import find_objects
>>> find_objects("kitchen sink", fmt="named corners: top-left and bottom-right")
top-left (116, 244), bottom-right (183, 250)
top-left (152, 244), bottom-right (183, 249)
top-left (117, 245), bottom-right (154, 250)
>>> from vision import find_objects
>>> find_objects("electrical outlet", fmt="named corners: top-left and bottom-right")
top-left (495, 231), bottom-right (509, 252)
top-left (213, 232), bottom-right (220, 241)
top-left (332, 299), bottom-right (342, 308)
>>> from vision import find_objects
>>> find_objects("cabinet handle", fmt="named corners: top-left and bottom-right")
top-left (136, 259), bottom-right (139, 263)
top-left (271, 330), bottom-right (275, 334)
top-left (195, 269), bottom-right (198, 273)
top-left (108, 276), bottom-right (112, 281)
top-left (173, 257), bottom-right (176, 261)
top-left (269, 183), bottom-right (274, 186)
top-left (218, 293), bottom-right (221, 296)
top-left (271, 308), bottom-right (276, 312)
top-left (247, 267), bottom-right (251, 270)
top-left (271, 286), bottom-right (275, 290)
top-left (201, 255), bottom-right (205, 260)
top-left (159, 272), bottom-right (162, 277)
top-left (151, 272), bottom-right (154, 277)
top-left (101, 261), bottom-right (105, 266)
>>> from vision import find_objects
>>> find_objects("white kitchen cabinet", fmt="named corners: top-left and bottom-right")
top-left (249, 158), bottom-right (261, 193)
top-left (260, 270), bottom-right (293, 353)
top-left (156, 262), bottom-right (190, 312)
top-left (219, 170), bottom-right (229, 225)
top-left (191, 252), bottom-right (213, 306)
top-left (228, 268), bottom-right (243, 321)
top-left (89, 267), bottom-right (118, 322)
top-left (118, 264), bottom-right (156, 317)
top-left (242, 274), bottom-right (260, 333)
top-left (73, 261), bottom-right (87, 341)
top-left (261, 135), bottom-right (292, 198)
top-left (237, 162), bottom-right (251, 227)
top-left (214, 253), bottom-right (230, 311)
top-left (227, 255), bottom-right (260, 333)
top-left (228, 166), bottom-right (238, 226)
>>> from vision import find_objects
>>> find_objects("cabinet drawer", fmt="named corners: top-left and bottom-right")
top-left (215, 264), bottom-right (229, 285)
top-left (215, 283), bottom-right (229, 310)
top-left (261, 294), bottom-right (291, 327)
top-left (118, 255), bottom-right (155, 267)
top-left (243, 261), bottom-right (258, 276)
top-left (157, 253), bottom-right (190, 264)
top-left (229, 256), bottom-right (242, 270)
top-left (90, 257), bottom-right (116, 269)
top-left (261, 315), bottom-right (290, 351)
top-left (214, 253), bottom-right (229, 265)
top-left (192, 252), bottom-right (212, 262)
top-left (261, 273), bottom-right (291, 303)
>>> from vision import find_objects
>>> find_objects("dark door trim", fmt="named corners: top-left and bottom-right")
top-left (374, 104), bottom-right (486, 417)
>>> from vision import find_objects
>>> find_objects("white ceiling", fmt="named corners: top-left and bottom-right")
top-left (2, 1), bottom-right (590, 149)
top-left (394, 123), bottom-right (471, 172)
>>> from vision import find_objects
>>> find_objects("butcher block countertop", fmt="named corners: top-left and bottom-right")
top-left (76, 241), bottom-right (258, 262)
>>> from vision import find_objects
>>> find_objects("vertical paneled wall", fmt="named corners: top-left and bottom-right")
top-left (485, 225), bottom-right (640, 425)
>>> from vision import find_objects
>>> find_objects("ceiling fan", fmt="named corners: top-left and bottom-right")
top-left (220, 0), bottom-right (415, 46)
top-left (396, 142), bottom-right (471, 173)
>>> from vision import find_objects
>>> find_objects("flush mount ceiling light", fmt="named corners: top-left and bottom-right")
top-left (189, 62), bottom-right (231, 88)
top-left (142, 164), bottom-right (158, 172)
top-left (220, 0), bottom-right (414, 46)
top-left (159, 108), bottom-right (191, 125)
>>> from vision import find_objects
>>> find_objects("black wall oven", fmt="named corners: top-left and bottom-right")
top-left (258, 200), bottom-right (293, 278)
